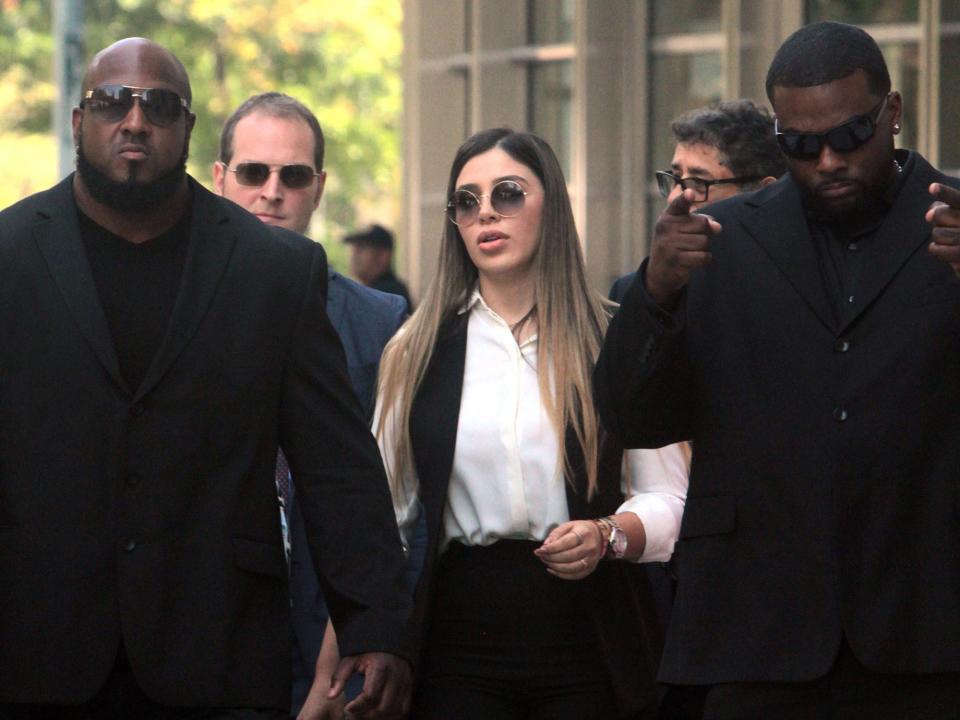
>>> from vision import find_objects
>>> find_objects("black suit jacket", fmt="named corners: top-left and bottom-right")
top-left (0, 177), bottom-right (409, 708)
top-left (407, 314), bottom-right (661, 719)
top-left (595, 152), bottom-right (960, 685)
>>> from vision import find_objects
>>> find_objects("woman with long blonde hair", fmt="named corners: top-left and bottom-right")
top-left (375, 128), bottom-right (685, 719)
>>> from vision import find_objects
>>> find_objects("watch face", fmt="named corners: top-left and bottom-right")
top-left (610, 527), bottom-right (627, 557)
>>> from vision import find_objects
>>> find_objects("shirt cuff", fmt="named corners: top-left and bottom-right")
top-left (618, 495), bottom-right (683, 563)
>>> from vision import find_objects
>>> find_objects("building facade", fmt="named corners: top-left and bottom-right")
top-left (401, 0), bottom-right (957, 297)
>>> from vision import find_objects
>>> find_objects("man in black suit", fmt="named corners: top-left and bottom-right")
top-left (596, 22), bottom-right (960, 719)
top-left (0, 38), bottom-right (410, 719)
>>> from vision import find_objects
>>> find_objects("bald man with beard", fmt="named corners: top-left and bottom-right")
top-left (0, 38), bottom-right (411, 720)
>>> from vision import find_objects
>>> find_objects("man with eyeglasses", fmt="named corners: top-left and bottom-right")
top-left (213, 92), bottom-right (413, 720)
top-left (0, 39), bottom-right (411, 720)
top-left (597, 21), bottom-right (960, 719)
top-left (609, 99), bottom-right (784, 302)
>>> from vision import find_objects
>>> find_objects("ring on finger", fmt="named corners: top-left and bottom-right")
top-left (573, 529), bottom-right (584, 545)
top-left (580, 558), bottom-right (588, 570)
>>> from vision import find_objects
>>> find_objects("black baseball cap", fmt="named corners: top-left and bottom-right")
top-left (343, 224), bottom-right (394, 250)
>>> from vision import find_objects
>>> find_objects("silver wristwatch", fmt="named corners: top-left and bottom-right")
top-left (596, 516), bottom-right (627, 560)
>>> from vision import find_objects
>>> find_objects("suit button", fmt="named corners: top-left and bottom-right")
top-left (833, 407), bottom-right (848, 422)
top-left (124, 539), bottom-right (137, 552)
top-left (833, 338), bottom-right (850, 353)
top-left (129, 404), bottom-right (145, 417)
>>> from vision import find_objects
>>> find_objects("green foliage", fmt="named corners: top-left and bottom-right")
top-left (0, 0), bottom-right (401, 267)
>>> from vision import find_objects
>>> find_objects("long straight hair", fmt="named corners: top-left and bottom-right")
top-left (376, 128), bottom-right (610, 503)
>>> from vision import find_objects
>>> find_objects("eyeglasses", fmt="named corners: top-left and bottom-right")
top-left (774, 93), bottom-right (890, 161)
top-left (655, 171), bottom-right (761, 203)
top-left (220, 162), bottom-right (320, 190)
top-left (80, 84), bottom-right (190, 127)
top-left (446, 180), bottom-right (532, 227)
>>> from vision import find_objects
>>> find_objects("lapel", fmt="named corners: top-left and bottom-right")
top-left (32, 176), bottom-right (128, 394)
top-left (134, 180), bottom-right (237, 400)
top-left (409, 314), bottom-right (468, 538)
top-left (839, 153), bottom-right (937, 333)
top-left (735, 176), bottom-right (836, 332)
top-left (408, 313), bottom-right (622, 526)
top-left (325, 271), bottom-right (348, 338)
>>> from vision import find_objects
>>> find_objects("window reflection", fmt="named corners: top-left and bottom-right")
top-left (651, 0), bottom-right (722, 35)
top-left (528, 0), bottom-right (574, 44)
top-left (529, 61), bottom-right (573, 179)
top-left (806, 0), bottom-right (918, 24)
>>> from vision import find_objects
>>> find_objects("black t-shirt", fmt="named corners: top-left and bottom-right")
top-left (806, 149), bottom-right (913, 326)
top-left (77, 205), bottom-right (191, 392)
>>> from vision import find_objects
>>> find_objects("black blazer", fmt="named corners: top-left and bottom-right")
top-left (0, 177), bottom-right (409, 708)
top-left (407, 314), bottom-right (661, 719)
top-left (596, 152), bottom-right (960, 685)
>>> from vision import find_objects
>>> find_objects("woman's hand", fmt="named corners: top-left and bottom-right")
top-left (298, 619), bottom-right (347, 720)
top-left (298, 676), bottom-right (346, 720)
top-left (534, 519), bottom-right (605, 580)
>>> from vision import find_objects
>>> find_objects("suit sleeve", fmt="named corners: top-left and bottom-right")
top-left (279, 240), bottom-right (411, 660)
top-left (594, 258), bottom-right (696, 449)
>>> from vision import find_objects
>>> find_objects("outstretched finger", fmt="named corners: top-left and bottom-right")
top-left (929, 182), bottom-right (960, 209)
top-left (665, 188), bottom-right (696, 216)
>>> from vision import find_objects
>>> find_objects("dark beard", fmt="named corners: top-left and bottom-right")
top-left (798, 179), bottom-right (881, 227)
top-left (75, 135), bottom-right (189, 213)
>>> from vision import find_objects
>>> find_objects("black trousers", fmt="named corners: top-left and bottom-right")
top-left (664, 635), bottom-right (960, 720)
top-left (1, 646), bottom-right (286, 720)
top-left (411, 539), bottom-right (620, 720)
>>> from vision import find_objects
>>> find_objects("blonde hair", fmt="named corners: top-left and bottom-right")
top-left (376, 128), bottom-right (610, 504)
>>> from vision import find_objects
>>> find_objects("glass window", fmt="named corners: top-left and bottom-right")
top-left (940, 35), bottom-right (960, 169)
top-left (529, 60), bottom-right (573, 178)
top-left (945, 3), bottom-right (960, 22)
top-left (806, 0), bottom-right (918, 24)
top-left (880, 41), bottom-right (918, 152)
top-left (649, 53), bottom-right (724, 174)
top-left (651, 0), bottom-right (722, 35)
top-left (528, 0), bottom-right (574, 44)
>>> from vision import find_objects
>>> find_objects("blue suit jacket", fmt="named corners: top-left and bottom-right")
top-left (288, 271), bottom-right (408, 712)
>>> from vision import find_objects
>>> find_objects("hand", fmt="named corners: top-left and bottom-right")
top-left (534, 520), bottom-right (604, 580)
top-left (646, 188), bottom-right (722, 305)
top-left (298, 675), bottom-right (346, 720)
top-left (926, 183), bottom-right (960, 279)
top-left (329, 652), bottom-right (412, 720)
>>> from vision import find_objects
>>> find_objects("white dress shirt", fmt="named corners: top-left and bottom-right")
top-left (376, 288), bottom-right (688, 563)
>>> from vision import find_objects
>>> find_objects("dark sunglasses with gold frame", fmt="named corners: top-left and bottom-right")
top-left (80, 84), bottom-right (190, 127)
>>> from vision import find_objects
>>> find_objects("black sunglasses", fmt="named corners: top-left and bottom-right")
top-left (446, 180), bottom-right (532, 227)
top-left (775, 94), bottom-right (890, 161)
top-left (221, 162), bottom-right (320, 190)
top-left (80, 84), bottom-right (190, 127)
top-left (655, 170), bottom-right (761, 203)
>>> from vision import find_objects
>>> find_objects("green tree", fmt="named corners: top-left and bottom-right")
top-left (0, 0), bottom-right (402, 270)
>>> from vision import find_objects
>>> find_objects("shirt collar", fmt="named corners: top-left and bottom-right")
top-left (458, 286), bottom-right (538, 349)
top-left (457, 285), bottom-right (485, 316)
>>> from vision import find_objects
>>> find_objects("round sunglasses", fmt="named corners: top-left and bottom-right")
top-left (81, 84), bottom-right (190, 127)
top-left (775, 93), bottom-right (890, 161)
top-left (220, 162), bottom-right (321, 190)
top-left (446, 180), bottom-right (532, 227)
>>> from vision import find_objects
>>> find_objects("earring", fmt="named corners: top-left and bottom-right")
top-left (893, 122), bottom-right (901, 132)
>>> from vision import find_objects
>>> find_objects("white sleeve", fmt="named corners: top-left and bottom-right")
top-left (371, 390), bottom-right (420, 553)
top-left (618, 442), bottom-right (689, 563)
